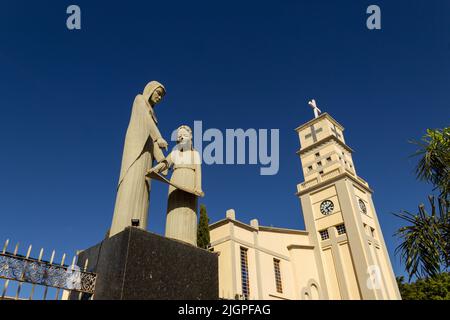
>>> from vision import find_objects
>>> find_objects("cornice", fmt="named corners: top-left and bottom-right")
top-left (296, 135), bottom-right (354, 156)
top-left (296, 172), bottom-right (373, 197)
top-left (294, 113), bottom-right (344, 132)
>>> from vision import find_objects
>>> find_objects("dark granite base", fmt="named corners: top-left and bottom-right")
top-left (74, 227), bottom-right (218, 300)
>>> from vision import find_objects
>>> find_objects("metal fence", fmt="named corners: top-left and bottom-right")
top-left (0, 239), bottom-right (97, 300)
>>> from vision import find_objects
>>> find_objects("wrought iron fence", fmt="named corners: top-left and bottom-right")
top-left (0, 239), bottom-right (97, 300)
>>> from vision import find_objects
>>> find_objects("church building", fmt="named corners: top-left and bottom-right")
top-left (209, 111), bottom-right (401, 300)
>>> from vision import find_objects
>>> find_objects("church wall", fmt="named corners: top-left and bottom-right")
top-left (233, 226), bottom-right (256, 245)
top-left (213, 241), bottom-right (234, 300)
top-left (321, 247), bottom-right (342, 299)
top-left (257, 251), bottom-right (294, 300)
top-left (210, 223), bottom-right (230, 241)
top-left (338, 242), bottom-right (362, 299)
top-left (257, 231), bottom-right (309, 258)
top-left (375, 245), bottom-right (397, 299)
top-left (289, 247), bottom-right (321, 300)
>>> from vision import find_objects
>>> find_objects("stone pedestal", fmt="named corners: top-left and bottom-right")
top-left (75, 227), bottom-right (218, 300)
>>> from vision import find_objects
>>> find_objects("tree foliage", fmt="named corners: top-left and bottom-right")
top-left (411, 127), bottom-right (450, 199)
top-left (394, 196), bottom-right (449, 280)
top-left (197, 204), bottom-right (211, 249)
top-left (397, 273), bottom-right (450, 300)
top-left (394, 127), bottom-right (450, 281)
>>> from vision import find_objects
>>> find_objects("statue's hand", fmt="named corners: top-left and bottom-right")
top-left (147, 162), bottom-right (165, 176)
top-left (194, 188), bottom-right (204, 196)
top-left (156, 138), bottom-right (168, 151)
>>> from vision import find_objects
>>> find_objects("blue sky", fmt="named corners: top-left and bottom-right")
top-left (0, 0), bottom-right (449, 281)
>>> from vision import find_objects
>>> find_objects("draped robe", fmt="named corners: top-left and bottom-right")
top-left (109, 82), bottom-right (166, 237)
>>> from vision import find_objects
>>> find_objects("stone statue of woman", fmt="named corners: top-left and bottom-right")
top-left (149, 125), bottom-right (203, 246)
top-left (109, 81), bottom-right (169, 237)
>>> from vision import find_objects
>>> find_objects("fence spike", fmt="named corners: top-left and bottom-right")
top-left (26, 245), bottom-right (32, 259)
top-left (2, 239), bottom-right (9, 254)
top-left (49, 250), bottom-right (55, 264)
top-left (38, 248), bottom-right (44, 261)
top-left (1, 280), bottom-right (9, 299)
top-left (13, 243), bottom-right (19, 256)
top-left (71, 255), bottom-right (77, 269)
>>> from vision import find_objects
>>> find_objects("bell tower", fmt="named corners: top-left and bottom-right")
top-left (296, 102), bottom-right (401, 300)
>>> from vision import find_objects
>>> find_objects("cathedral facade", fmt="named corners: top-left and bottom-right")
top-left (209, 113), bottom-right (401, 300)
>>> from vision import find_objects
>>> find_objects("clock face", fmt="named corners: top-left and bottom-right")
top-left (358, 199), bottom-right (367, 214)
top-left (320, 200), bottom-right (334, 215)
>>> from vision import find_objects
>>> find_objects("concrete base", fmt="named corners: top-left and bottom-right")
top-left (74, 227), bottom-right (219, 300)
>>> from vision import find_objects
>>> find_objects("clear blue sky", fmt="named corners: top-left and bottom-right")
top-left (0, 1), bottom-right (449, 280)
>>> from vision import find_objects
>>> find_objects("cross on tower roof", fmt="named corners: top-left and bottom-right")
top-left (308, 99), bottom-right (322, 119)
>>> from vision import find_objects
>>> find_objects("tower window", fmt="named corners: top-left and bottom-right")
top-left (358, 199), bottom-right (367, 214)
top-left (315, 152), bottom-right (320, 158)
top-left (326, 157), bottom-right (332, 162)
top-left (317, 161), bottom-right (322, 167)
top-left (319, 230), bottom-right (329, 241)
top-left (370, 228), bottom-right (376, 238)
top-left (240, 247), bottom-right (250, 299)
top-left (319, 170), bottom-right (324, 175)
top-left (273, 259), bottom-right (283, 294)
top-left (336, 224), bottom-right (346, 235)
top-left (307, 165), bottom-right (313, 172)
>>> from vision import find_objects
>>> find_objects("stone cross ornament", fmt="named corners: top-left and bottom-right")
top-left (308, 99), bottom-right (322, 119)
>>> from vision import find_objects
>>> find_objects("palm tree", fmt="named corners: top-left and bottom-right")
top-left (411, 128), bottom-right (450, 200)
top-left (395, 127), bottom-right (450, 280)
top-left (394, 196), bottom-right (449, 280)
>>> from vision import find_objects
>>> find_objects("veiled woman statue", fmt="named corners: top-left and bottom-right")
top-left (149, 125), bottom-right (203, 246)
top-left (109, 81), bottom-right (169, 237)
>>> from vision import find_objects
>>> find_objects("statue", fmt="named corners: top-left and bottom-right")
top-left (109, 81), bottom-right (169, 237)
top-left (148, 125), bottom-right (203, 246)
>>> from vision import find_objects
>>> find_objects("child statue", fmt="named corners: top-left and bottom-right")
top-left (149, 125), bottom-right (203, 246)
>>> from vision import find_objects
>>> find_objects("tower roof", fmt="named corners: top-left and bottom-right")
top-left (295, 112), bottom-right (344, 133)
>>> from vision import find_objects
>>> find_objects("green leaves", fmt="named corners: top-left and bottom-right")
top-left (394, 196), bottom-right (449, 280)
top-left (411, 127), bottom-right (450, 199)
top-left (197, 204), bottom-right (211, 249)
top-left (395, 127), bottom-right (450, 282)
top-left (397, 273), bottom-right (450, 300)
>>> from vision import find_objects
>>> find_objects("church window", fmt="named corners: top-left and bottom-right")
top-left (315, 152), bottom-right (320, 158)
top-left (317, 161), bottom-right (322, 167)
top-left (336, 224), bottom-right (346, 235)
top-left (370, 228), bottom-right (376, 238)
top-left (326, 157), bottom-right (332, 162)
top-left (273, 259), bottom-right (283, 293)
top-left (240, 247), bottom-right (250, 299)
top-left (319, 170), bottom-right (324, 175)
top-left (319, 230), bottom-right (329, 241)
top-left (307, 165), bottom-right (313, 172)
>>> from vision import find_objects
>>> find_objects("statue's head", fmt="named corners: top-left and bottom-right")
top-left (143, 81), bottom-right (166, 106)
top-left (176, 125), bottom-right (193, 150)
